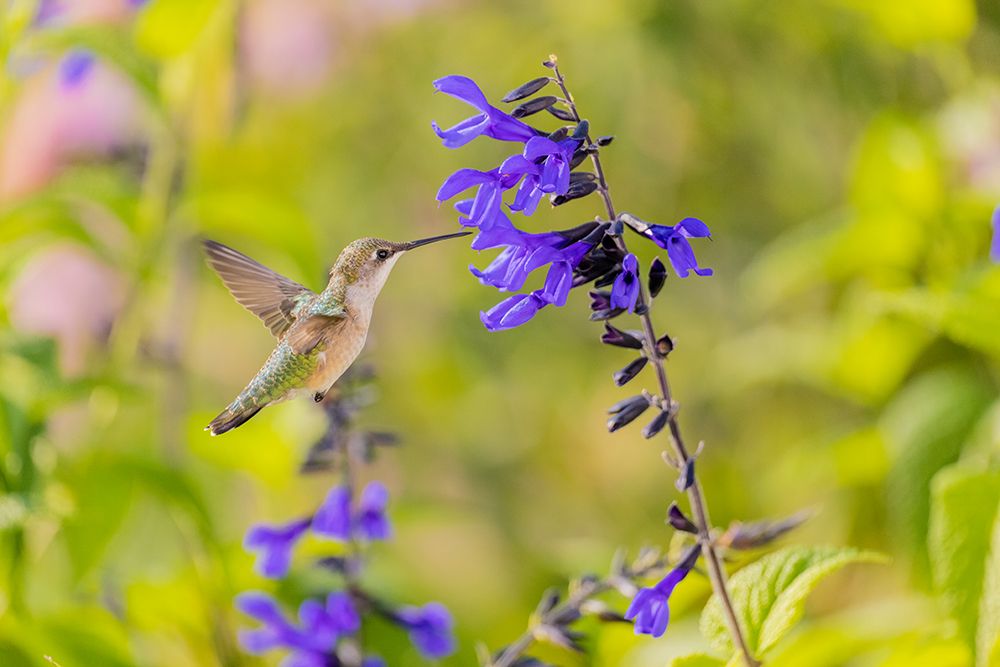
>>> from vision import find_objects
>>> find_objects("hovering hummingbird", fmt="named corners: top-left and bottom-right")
top-left (202, 232), bottom-right (469, 435)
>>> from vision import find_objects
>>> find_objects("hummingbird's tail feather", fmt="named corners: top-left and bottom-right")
top-left (206, 404), bottom-right (263, 436)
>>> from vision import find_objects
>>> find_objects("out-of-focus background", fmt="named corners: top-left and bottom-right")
top-left (1, 0), bottom-right (999, 665)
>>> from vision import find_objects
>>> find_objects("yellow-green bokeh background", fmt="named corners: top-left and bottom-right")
top-left (1, 0), bottom-right (1000, 665)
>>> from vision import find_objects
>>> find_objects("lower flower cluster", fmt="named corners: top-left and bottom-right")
top-left (236, 373), bottom-right (456, 665)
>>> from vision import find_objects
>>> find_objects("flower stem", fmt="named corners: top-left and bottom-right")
top-left (489, 554), bottom-right (668, 667)
top-left (550, 59), bottom-right (760, 667)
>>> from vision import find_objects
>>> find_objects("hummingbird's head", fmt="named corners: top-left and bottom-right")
top-left (331, 231), bottom-right (470, 301)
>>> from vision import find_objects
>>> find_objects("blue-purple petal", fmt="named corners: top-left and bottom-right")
top-left (244, 518), bottom-right (311, 579)
top-left (59, 49), bottom-right (95, 90)
top-left (311, 486), bottom-right (352, 541)
top-left (432, 75), bottom-right (490, 109)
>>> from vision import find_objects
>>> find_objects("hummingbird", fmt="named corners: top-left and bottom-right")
top-left (202, 231), bottom-right (469, 435)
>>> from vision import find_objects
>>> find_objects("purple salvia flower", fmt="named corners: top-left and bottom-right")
top-left (312, 485), bottom-right (353, 541)
top-left (325, 591), bottom-right (361, 634)
top-left (437, 168), bottom-right (521, 230)
top-left (236, 591), bottom-right (359, 664)
top-left (398, 602), bottom-right (456, 659)
top-left (523, 136), bottom-right (578, 194)
top-left (610, 253), bottom-right (640, 312)
top-left (644, 217), bottom-right (713, 277)
top-left (236, 592), bottom-right (300, 654)
top-left (355, 481), bottom-right (391, 541)
top-left (362, 658), bottom-right (386, 667)
top-left (624, 546), bottom-right (699, 637)
top-left (432, 75), bottom-right (538, 148)
top-left (244, 518), bottom-right (311, 579)
top-left (991, 205), bottom-right (1000, 263)
top-left (480, 292), bottom-right (547, 331)
top-left (59, 49), bottom-right (95, 90)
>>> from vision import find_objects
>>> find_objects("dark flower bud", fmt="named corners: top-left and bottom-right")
top-left (542, 58), bottom-right (557, 68)
top-left (676, 458), bottom-right (695, 491)
top-left (555, 220), bottom-right (602, 244)
top-left (613, 356), bottom-right (648, 386)
top-left (601, 323), bottom-right (643, 349)
top-left (596, 135), bottom-right (615, 146)
top-left (655, 333), bottom-right (674, 358)
top-left (606, 395), bottom-right (649, 432)
top-left (593, 269), bottom-right (619, 289)
top-left (667, 502), bottom-right (698, 534)
top-left (552, 180), bottom-right (598, 206)
top-left (589, 290), bottom-right (625, 321)
top-left (642, 410), bottom-right (669, 439)
top-left (569, 172), bottom-right (596, 185)
top-left (512, 96), bottom-right (558, 118)
top-left (589, 290), bottom-right (611, 311)
top-left (535, 587), bottom-right (561, 615)
top-left (536, 625), bottom-right (584, 652)
top-left (580, 222), bottom-right (611, 245)
top-left (717, 511), bottom-right (812, 550)
top-left (547, 127), bottom-right (570, 142)
top-left (546, 106), bottom-right (576, 121)
top-left (572, 119), bottom-right (590, 141)
top-left (648, 258), bottom-right (667, 298)
top-left (502, 77), bottom-right (552, 103)
top-left (316, 556), bottom-right (348, 573)
top-left (634, 302), bottom-right (649, 316)
top-left (610, 218), bottom-right (624, 236)
top-left (569, 148), bottom-right (589, 169)
top-left (510, 657), bottom-right (548, 667)
top-left (676, 543), bottom-right (702, 573)
top-left (591, 307), bottom-right (625, 322)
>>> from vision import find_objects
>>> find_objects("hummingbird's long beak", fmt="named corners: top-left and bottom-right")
top-left (403, 230), bottom-right (471, 250)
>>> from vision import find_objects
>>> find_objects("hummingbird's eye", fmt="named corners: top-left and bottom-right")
top-left (375, 249), bottom-right (391, 261)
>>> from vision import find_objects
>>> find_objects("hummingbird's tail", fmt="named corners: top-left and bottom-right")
top-left (206, 402), bottom-right (263, 436)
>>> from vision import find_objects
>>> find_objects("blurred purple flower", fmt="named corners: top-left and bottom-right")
top-left (244, 518), bottom-right (311, 579)
top-left (432, 75), bottom-right (538, 148)
top-left (59, 50), bottom-right (96, 89)
top-left (643, 217), bottom-right (713, 278)
top-left (237, 591), bottom-right (359, 663)
top-left (355, 482), bottom-right (391, 541)
top-left (610, 253), bottom-right (640, 312)
top-left (312, 485), bottom-right (353, 541)
top-left (325, 591), bottom-right (361, 635)
top-left (398, 602), bottom-right (456, 659)
top-left (625, 547), bottom-right (698, 637)
top-left (991, 205), bottom-right (1000, 262)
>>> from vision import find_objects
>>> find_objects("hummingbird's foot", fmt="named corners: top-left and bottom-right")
top-left (313, 391), bottom-right (326, 403)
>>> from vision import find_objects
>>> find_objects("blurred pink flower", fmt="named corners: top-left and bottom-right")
top-left (0, 56), bottom-right (143, 199)
top-left (242, 0), bottom-right (336, 96)
top-left (8, 245), bottom-right (127, 376)
top-left (35, 0), bottom-right (140, 26)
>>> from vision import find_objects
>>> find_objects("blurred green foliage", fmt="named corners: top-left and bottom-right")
top-left (0, 0), bottom-right (999, 665)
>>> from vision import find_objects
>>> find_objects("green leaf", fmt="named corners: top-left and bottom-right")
top-left (927, 464), bottom-right (1000, 655)
top-left (883, 365), bottom-right (993, 581)
top-left (700, 546), bottom-right (886, 657)
top-left (977, 512), bottom-right (1000, 667)
top-left (669, 654), bottom-right (726, 667)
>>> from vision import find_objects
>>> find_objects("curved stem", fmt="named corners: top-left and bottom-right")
top-left (550, 60), bottom-right (759, 667)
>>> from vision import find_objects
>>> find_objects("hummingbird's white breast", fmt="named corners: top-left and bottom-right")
top-left (305, 254), bottom-right (398, 394)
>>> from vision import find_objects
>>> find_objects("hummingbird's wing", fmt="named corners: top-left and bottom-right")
top-left (203, 239), bottom-right (315, 337)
